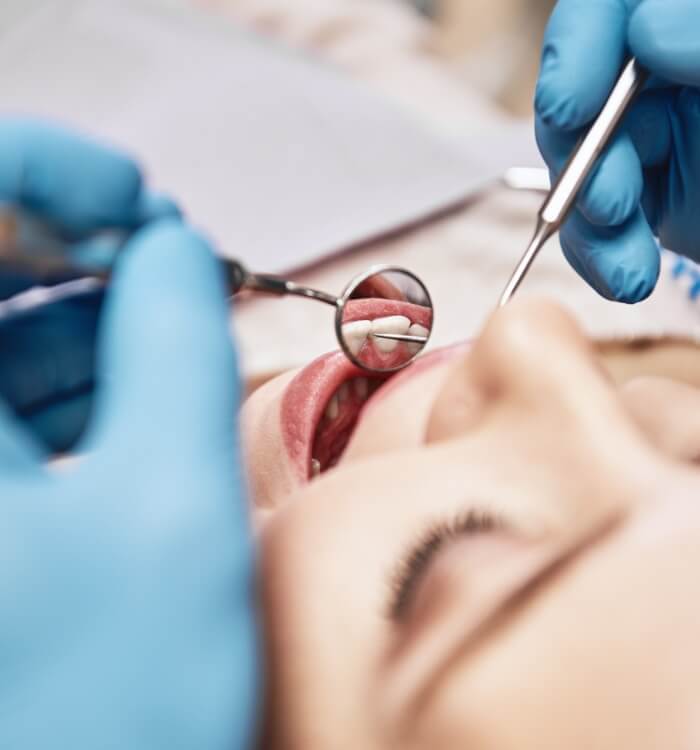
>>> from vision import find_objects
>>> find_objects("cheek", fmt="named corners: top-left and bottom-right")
top-left (415, 506), bottom-right (700, 749)
top-left (621, 377), bottom-right (700, 461)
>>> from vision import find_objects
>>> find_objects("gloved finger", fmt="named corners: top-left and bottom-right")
top-left (0, 200), bottom-right (178, 302)
top-left (559, 206), bottom-right (660, 302)
top-left (626, 89), bottom-right (674, 168)
top-left (654, 88), bottom-right (700, 261)
top-left (0, 118), bottom-right (175, 235)
top-left (137, 190), bottom-right (182, 224)
top-left (67, 191), bottom-right (181, 270)
top-left (535, 113), bottom-right (643, 227)
top-left (0, 400), bottom-right (45, 473)
top-left (0, 290), bottom-right (102, 452)
top-left (640, 167), bottom-right (663, 235)
top-left (0, 269), bottom-right (37, 301)
top-left (85, 219), bottom-right (239, 458)
top-left (21, 394), bottom-right (93, 457)
top-left (630, 0), bottom-right (700, 87)
top-left (535, 0), bottom-right (630, 131)
top-left (67, 232), bottom-right (130, 273)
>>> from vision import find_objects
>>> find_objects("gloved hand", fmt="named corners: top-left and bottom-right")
top-left (0, 220), bottom-right (259, 749)
top-left (535, 0), bottom-right (700, 302)
top-left (0, 118), bottom-right (179, 450)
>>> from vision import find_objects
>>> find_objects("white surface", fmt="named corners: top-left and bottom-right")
top-left (0, 0), bottom-right (519, 272)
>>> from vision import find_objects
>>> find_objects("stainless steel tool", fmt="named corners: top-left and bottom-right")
top-left (498, 58), bottom-right (649, 307)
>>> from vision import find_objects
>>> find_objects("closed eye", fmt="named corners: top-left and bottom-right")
top-left (387, 509), bottom-right (504, 622)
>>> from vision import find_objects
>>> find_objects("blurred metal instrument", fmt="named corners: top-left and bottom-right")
top-left (498, 58), bottom-right (648, 307)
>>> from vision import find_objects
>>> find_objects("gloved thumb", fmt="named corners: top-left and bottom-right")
top-left (83, 219), bottom-right (240, 460)
top-left (630, 0), bottom-right (700, 87)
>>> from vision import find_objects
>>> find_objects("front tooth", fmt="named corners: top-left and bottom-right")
top-left (407, 323), bottom-right (430, 354)
top-left (371, 315), bottom-right (410, 353)
top-left (341, 320), bottom-right (371, 356)
top-left (311, 458), bottom-right (321, 477)
top-left (354, 377), bottom-right (369, 399)
top-left (409, 323), bottom-right (429, 337)
top-left (325, 394), bottom-right (339, 420)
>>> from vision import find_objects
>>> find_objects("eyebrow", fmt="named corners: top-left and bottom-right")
top-left (388, 510), bottom-right (502, 622)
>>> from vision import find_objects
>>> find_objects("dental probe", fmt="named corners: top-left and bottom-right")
top-left (370, 333), bottom-right (429, 343)
top-left (498, 58), bottom-right (648, 307)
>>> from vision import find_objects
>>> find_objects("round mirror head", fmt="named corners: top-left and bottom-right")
top-left (336, 266), bottom-right (433, 373)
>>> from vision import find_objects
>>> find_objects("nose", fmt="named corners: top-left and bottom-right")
top-left (425, 298), bottom-right (618, 444)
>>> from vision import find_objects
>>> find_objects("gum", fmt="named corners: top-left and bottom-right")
top-left (342, 299), bottom-right (432, 328)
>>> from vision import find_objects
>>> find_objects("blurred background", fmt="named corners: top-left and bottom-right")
top-left (0, 0), bottom-right (565, 377)
top-left (406, 0), bottom-right (556, 115)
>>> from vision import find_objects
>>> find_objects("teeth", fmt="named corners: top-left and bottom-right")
top-left (341, 320), bottom-right (372, 356)
top-left (325, 394), bottom-right (339, 421)
top-left (407, 323), bottom-right (429, 354)
top-left (370, 315), bottom-right (410, 353)
top-left (337, 383), bottom-right (350, 403)
top-left (311, 458), bottom-right (321, 477)
top-left (354, 377), bottom-right (369, 399)
top-left (342, 316), bottom-right (424, 356)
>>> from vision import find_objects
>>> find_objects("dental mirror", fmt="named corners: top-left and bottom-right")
top-left (335, 267), bottom-right (433, 373)
top-left (0, 217), bottom-right (435, 374)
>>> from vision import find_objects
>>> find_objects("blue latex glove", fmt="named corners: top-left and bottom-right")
top-left (0, 219), bottom-right (259, 749)
top-left (0, 289), bottom-right (103, 453)
top-left (535, 0), bottom-right (700, 302)
top-left (0, 118), bottom-right (179, 449)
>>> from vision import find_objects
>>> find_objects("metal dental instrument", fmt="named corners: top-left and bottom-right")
top-left (498, 58), bottom-right (648, 307)
top-left (370, 333), bottom-right (428, 343)
top-left (228, 261), bottom-right (434, 373)
top-left (0, 231), bottom-right (435, 374)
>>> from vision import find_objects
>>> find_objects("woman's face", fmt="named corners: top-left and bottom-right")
top-left (242, 298), bottom-right (700, 749)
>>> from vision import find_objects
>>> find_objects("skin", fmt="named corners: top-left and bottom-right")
top-left (242, 298), bottom-right (700, 749)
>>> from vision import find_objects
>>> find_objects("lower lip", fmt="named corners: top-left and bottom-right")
top-left (279, 342), bottom-right (470, 481)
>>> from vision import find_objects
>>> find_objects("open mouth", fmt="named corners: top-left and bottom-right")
top-left (309, 372), bottom-right (386, 477)
top-left (280, 354), bottom-right (393, 483)
top-left (280, 299), bottom-right (431, 481)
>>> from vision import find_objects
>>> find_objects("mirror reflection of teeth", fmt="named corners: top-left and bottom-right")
top-left (370, 316), bottom-right (411, 353)
top-left (406, 324), bottom-right (429, 354)
top-left (342, 315), bottom-right (426, 356)
top-left (341, 320), bottom-right (372, 356)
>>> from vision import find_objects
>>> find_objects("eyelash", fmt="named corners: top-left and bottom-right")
top-left (388, 509), bottom-right (502, 622)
